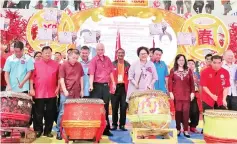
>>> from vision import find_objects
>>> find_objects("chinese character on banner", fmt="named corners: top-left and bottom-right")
top-left (198, 29), bottom-right (214, 45)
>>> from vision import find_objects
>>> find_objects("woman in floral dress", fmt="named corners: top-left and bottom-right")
top-left (168, 54), bottom-right (195, 138)
top-left (126, 46), bottom-right (158, 102)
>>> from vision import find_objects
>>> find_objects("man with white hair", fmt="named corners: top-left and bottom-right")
top-left (88, 43), bottom-right (116, 136)
top-left (222, 50), bottom-right (237, 111)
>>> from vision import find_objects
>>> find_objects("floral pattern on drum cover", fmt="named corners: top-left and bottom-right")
top-left (1, 97), bottom-right (32, 127)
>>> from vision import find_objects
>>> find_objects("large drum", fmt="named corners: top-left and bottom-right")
top-left (203, 110), bottom-right (237, 143)
top-left (62, 98), bottom-right (106, 142)
top-left (128, 90), bottom-right (171, 131)
top-left (0, 91), bottom-right (32, 127)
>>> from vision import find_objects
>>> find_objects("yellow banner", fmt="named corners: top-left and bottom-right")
top-left (105, 0), bottom-right (148, 7)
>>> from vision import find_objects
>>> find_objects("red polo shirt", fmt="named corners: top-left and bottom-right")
top-left (200, 67), bottom-right (230, 107)
top-left (31, 59), bottom-right (59, 99)
top-left (59, 61), bottom-right (84, 98)
top-left (88, 55), bottom-right (113, 83)
top-left (1, 56), bottom-right (7, 86)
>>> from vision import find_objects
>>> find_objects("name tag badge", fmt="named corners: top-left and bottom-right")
top-left (118, 74), bottom-right (123, 82)
top-left (21, 60), bottom-right (25, 64)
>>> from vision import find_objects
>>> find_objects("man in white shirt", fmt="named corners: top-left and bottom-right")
top-left (222, 50), bottom-right (237, 111)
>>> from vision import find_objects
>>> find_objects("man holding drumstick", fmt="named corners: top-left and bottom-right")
top-left (4, 41), bottom-right (34, 93)
top-left (200, 55), bottom-right (230, 111)
top-left (3, 41), bottom-right (34, 137)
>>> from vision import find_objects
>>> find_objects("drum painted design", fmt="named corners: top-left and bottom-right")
top-left (204, 110), bottom-right (237, 143)
top-left (0, 91), bottom-right (32, 127)
top-left (128, 90), bottom-right (171, 130)
top-left (62, 98), bottom-right (106, 142)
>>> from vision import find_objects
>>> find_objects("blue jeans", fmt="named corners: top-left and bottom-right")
top-left (56, 94), bottom-right (67, 135)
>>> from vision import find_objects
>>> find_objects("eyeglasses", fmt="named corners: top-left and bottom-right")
top-left (140, 53), bottom-right (148, 55)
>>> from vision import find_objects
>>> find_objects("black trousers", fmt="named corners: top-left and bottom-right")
top-left (184, 0), bottom-right (192, 13)
top-left (60, 0), bottom-right (68, 10)
top-left (193, 0), bottom-right (204, 14)
top-left (163, 0), bottom-right (171, 10)
top-left (55, 95), bottom-right (60, 123)
top-left (189, 97), bottom-right (199, 128)
top-left (1, 86), bottom-right (6, 91)
top-left (176, 0), bottom-right (184, 14)
top-left (227, 95), bottom-right (237, 111)
top-left (111, 84), bottom-right (127, 127)
top-left (74, 0), bottom-right (81, 11)
top-left (89, 82), bottom-right (111, 131)
top-left (17, 1), bottom-right (30, 9)
top-left (33, 97), bottom-right (57, 134)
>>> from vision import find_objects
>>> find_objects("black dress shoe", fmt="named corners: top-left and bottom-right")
top-left (103, 130), bottom-right (113, 136)
top-left (56, 133), bottom-right (62, 140)
top-left (111, 126), bottom-right (117, 131)
top-left (36, 132), bottom-right (42, 138)
top-left (43, 133), bottom-right (54, 137)
top-left (177, 131), bottom-right (181, 136)
top-left (183, 132), bottom-right (190, 138)
top-left (119, 126), bottom-right (127, 131)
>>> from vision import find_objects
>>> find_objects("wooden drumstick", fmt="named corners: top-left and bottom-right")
top-left (16, 77), bottom-right (20, 85)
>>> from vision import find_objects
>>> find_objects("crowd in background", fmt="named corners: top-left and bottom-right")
top-left (1, 40), bottom-right (237, 140)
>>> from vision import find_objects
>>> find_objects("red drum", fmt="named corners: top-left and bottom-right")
top-left (62, 98), bottom-right (106, 143)
top-left (0, 91), bottom-right (32, 127)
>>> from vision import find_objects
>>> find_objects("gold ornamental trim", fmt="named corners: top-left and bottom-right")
top-left (129, 90), bottom-right (169, 100)
top-left (62, 120), bottom-right (101, 128)
top-left (204, 110), bottom-right (237, 118)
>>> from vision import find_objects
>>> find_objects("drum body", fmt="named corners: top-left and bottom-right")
top-left (0, 91), bottom-right (32, 127)
top-left (204, 110), bottom-right (237, 143)
top-left (62, 98), bottom-right (106, 141)
top-left (128, 90), bottom-right (171, 132)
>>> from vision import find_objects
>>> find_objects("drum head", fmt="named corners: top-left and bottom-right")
top-left (65, 98), bottom-right (104, 104)
top-left (0, 91), bottom-right (32, 100)
top-left (129, 90), bottom-right (168, 100)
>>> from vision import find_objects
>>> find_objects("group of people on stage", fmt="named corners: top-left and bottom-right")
top-left (1, 40), bottom-right (237, 140)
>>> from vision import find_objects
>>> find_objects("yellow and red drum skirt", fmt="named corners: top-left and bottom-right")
top-left (203, 110), bottom-right (237, 143)
top-left (62, 98), bottom-right (106, 142)
top-left (127, 90), bottom-right (171, 135)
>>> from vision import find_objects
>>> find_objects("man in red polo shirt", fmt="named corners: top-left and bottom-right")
top-left (89, 43), bottom-right (116, 136)
top-left (30, 46), bottom-right (59, 138)
top-left (200, 55), bottom-right (230, 111)
top-left (56, 49), bottom-right (84, 140)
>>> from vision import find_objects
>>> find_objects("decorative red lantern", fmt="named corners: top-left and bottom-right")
top-left (153, 0), bottom-right (160, 8)
top-left (169, 5), bottom-right (176, 12)
top-left (94, 0), bottom-right (100, 7)
top-left (80, 2), bottom-right (86, 11)
top-left (184, 12), bottom-right (192, 19)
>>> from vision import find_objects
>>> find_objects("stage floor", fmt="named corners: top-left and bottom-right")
top-left (34, 116), bottom-right (205, 143)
